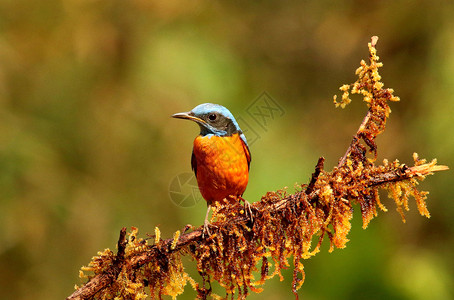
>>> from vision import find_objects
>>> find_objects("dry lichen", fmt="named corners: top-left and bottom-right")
top-left (68, 37), bottom-right (448, 300)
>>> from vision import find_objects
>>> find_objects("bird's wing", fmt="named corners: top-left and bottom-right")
top-left (191, 150), bottom-right (197, 178)
top-left (241, 139), bottom-right (251, 170)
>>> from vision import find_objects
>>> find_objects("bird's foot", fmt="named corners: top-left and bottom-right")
top-left (202, 219), bottom-right (211, 238)
top-left (242, 199), bottom-right (254, 223)
top-left (202, 205), bottom-right (212, 238)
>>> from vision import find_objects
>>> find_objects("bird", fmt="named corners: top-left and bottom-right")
top-left (172, 103), bottom-right (251, 235)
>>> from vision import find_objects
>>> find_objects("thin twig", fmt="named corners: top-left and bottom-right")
top-left (68, 228), bottom-right (127, 300)
top-left (368, 164), bottom-right (449, 187)
top-left (306, 157), bottom-right (325, 195)
top-left (338, 110), bottom-right (371, 168)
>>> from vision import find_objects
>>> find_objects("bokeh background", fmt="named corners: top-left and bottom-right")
top-left (0, 1), bottom-right (453, 299)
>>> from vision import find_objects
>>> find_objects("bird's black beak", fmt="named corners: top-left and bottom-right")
top-left (172, 111), bottom-right (208, 126)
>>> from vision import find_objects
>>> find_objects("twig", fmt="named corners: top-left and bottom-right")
top-left (338, 111), bottom-right (371, 168)
top-left (67, 228), bottom-right (127, 300)
top-left (306, 157), bottom-right (325, 195)
top-left (368, 163), bottom-right (449, 187)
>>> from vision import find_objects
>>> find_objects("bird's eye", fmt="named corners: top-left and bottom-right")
top-left (208, 113), bottom-right (217, 121)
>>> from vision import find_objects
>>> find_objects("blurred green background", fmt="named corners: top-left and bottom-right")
top-left (0, 1), bottom-right (453, 299)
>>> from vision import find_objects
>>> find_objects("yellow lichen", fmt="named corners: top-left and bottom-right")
top-left (154, 227), bottom-right (160, 244)
top-left (171, 230), bottom-right (180, 250)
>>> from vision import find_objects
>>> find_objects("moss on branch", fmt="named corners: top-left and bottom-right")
top-left (67, 36), bottom-right (448, 300)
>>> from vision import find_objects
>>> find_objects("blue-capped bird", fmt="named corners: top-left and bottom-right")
top-left (172, 103), bottom-right (251, 234)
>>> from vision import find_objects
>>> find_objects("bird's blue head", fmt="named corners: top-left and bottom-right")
top-left (172, 103), bottom-right (248, 145)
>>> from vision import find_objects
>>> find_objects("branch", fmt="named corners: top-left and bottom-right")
top-left (67, 36), bottom-right (449, 300)
top-left (369, 163), bottom-right (449, 187)
top-left (67, 161), bottom-right (447, 300)
top-left (68, 228), bottom-right (127, 300)
top-left (306, 157), bottom-right (325, 195)
top-left (338, 36), bottom-right (379, 168)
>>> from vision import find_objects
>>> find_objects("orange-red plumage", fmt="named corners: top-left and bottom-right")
top-left (192, 133), bottom-right (250, 205)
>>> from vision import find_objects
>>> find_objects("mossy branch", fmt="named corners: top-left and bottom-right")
top-left (67, 36), bottom-right (448, 300)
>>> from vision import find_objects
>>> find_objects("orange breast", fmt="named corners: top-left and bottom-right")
top-left (193, 133), bottom-right (250, 205)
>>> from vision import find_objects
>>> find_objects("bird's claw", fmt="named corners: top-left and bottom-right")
top-left (202, 220), bottom-right (211, 238)
top-left (243, 200), bottom-right (254, 223)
